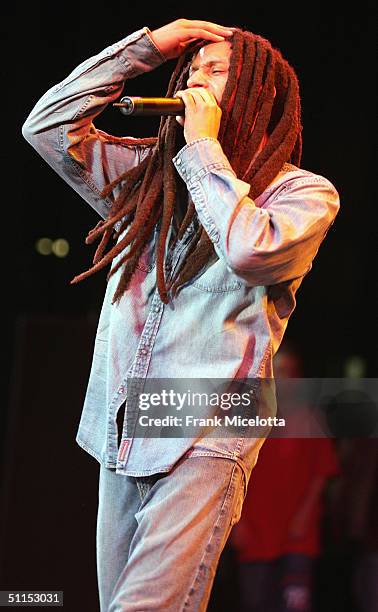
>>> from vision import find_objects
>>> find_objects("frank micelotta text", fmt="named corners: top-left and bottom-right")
top-left (138, 415), bottom-right (285, 428)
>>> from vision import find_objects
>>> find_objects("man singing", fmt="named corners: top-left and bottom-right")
top-left (22, 18), bottom-right (340, 611)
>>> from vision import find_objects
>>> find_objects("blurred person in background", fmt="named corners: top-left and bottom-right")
top-left (329, 437), bottom-right (378, 612)
top-left (230, 342), bottom-right (340, 611)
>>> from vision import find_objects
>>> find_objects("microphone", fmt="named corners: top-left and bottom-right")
top-left (113, 96), bottom-right (185, 116)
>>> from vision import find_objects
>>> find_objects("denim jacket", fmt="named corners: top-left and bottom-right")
top-left (22, 27), bottom-right (340, 480)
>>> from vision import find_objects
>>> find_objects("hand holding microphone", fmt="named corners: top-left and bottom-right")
top-left (114, 88), bottom-right (222, 145)
top-left (173, 88), bottom-right (222, 144)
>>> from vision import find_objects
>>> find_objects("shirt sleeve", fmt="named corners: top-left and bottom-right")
top-left (173, 138), bottom-right (340, 286)
top-left (21, 28), bottom-right (166, 219)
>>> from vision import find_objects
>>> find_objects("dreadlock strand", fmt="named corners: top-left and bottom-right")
top-left (99, 133), bottom-right (158, 147)
top-left (166, 228), bottom-right (202, 293)
top-left (70, 228), bottom-right (140, 286)
top-left (77, 163), bottom-right (164, 287)
top-left (85, 219), bottom-right (107, 244)
top-left (84, 188), bottom-right (139, 245)
top-left (291, 131), bottom-right (302, 166)
top-left (101, 58), bottom-right (188, 304)
top-left (245, 70), bottom-right (299, 187)
top-left (155, 116), bottom-right (178, 303)
top-left (111, 209), bottom-right (136, 242)
top-left (235, 48), bottom-right (275, 175)
top-left (221, 36), bottom-right (247, 158)
top-left (170, 229), bottom-right (215, 297)
top-left (290, 96), bottom-right (303, 165)
top-left (111, 158), bottom-right (163, 249)
top-left (238, 60), bottom-right (276, 178)
top-left (137, 146), bottom-right (162, 201)
top-left (109, 179), bottom-right (164, 303)
top-left (100, 153), bottom-right (151, 200)
top-left (247, 101), bottom-right (299, 198)
top-left (218, 31), bottom-right (244, 144)
top-left (108, 148), bottom-right (158, 214)
top-left (251, 126), bottom-right (298, 199)
top-left (233, 35), bottom-right (258, 147)
top-left (110, 249), bottom-right (142, 305)
top-left (167, 222), bottom-right (203, 291)
top-left (243, 36), bottom-right (270, 112)
top-left (83, 152), bottom-right (155, 249)
top-left (167, 52), bottom-right (190, 95)
top-left (177, 197), bottom-right (196, 240)
top-left (222, 36), bottom-right (267, 164)
top-left (108, 202), bottom-right (162, 283)
top-left (92, 228), bottom-right (113, 264)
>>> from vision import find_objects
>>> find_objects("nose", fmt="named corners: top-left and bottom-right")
top-left (187, 70), bottom-right (209, 89)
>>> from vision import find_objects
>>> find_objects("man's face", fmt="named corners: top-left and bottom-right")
top-left (186, 41), bottom-right (232, 104)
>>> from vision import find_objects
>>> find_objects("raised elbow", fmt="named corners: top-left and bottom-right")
top-left (21, 113), bottom-right (42, 145)
top-left (21, 119), bottom-right (33, 143)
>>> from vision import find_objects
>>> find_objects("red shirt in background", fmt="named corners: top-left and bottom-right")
top-left (233, 436), bottom-right (340, 562)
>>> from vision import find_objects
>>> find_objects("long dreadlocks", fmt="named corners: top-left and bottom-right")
top-left (70, 29), bottom-right (302, 305)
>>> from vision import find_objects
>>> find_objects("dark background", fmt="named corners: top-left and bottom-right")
top-left (1, 1), bottom-right (376, 610)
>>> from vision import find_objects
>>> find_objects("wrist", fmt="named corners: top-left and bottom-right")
top-left (185, 131), bottom-right (219, 145)
top-left (145, 28), bottom-right (168, 62)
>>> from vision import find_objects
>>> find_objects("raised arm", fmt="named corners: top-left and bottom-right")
top-left (21, 28), bottom-right (166, 219)
top-left (21, 20), bottom-right (233, 220)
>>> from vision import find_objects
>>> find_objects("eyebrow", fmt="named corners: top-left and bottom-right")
top-left (189, 60), bottom-right (229, 71)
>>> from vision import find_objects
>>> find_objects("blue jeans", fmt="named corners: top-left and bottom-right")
top-left (96, 454), bottom-right (247, 611)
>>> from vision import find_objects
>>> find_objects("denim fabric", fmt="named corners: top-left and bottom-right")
top-left (96, 454), bottom-right (247, 611)
top-left (22, 27), bottom-right (340, 480)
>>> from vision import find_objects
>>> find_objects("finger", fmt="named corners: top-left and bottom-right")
top-left (179, 37), bottom-right (198, 46)
top-left (185, 87), bottom-right (216, 100)
top-left (181, 28), bottom-right (233, 43)
top-left (183, 20), bottom-right (235, 35)
top-left (175, 115), bottom-right (185, 127)
top-left (174, 90), bottom-right (196, 109)
top-left (184, 87), bottom-right (218, 105)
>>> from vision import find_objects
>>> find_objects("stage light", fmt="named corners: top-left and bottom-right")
top-left (52, 238), bottom-right (70, 258)
top-left (35, 237), bottom-right (53, 256)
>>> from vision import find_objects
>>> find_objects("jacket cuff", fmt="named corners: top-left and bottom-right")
top-left (173, 138), bottom-right (235, 185)
top-left (116, 27), bottom-right (167, 77)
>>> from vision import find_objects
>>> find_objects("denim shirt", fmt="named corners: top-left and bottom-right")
top-left (22, 27), bottom-right (340, 479)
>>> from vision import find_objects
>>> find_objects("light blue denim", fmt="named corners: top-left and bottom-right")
top-left (21, 26), bottom-right (340, 482)
top-left (97, 454), bottom-right (246, 611)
